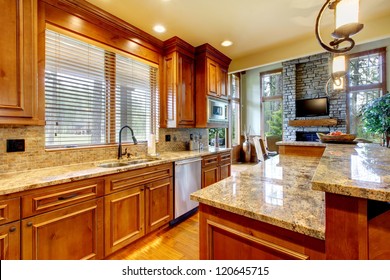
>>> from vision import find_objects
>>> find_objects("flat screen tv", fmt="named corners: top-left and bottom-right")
top-left (295, 97), bottom-right (329, 117)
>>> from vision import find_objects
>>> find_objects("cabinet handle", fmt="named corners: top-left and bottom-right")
top-left (58, 193), bottom-right (78, 201)
top-left (27, 222), bottom-right (33, 227)
top-left (9, 226), bottom-right (16, 232)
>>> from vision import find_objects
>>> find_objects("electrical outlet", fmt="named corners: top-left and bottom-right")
top-left (7, 139), bottom-right (25, 153)
top-left (165, 134), bottom-right (171, 142)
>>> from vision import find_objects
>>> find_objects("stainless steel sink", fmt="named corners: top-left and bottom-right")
top-left (98, 158), bottom-right (160, 168)
top-left (98, 162), bottom-right (131, 168)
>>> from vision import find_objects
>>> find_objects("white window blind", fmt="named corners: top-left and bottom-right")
top-left (45, 29), bottom-right (159, 148)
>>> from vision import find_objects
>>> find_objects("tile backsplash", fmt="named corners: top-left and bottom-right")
top-left (0, 125), bottom-right (208, 173)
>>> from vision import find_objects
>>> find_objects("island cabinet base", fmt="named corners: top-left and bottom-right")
top-left (278, 145), bottom-right (325, 157)
top-left (199, 204), bottom-right (325, 260)
top-left (325, 193), bottom-right (390, 260)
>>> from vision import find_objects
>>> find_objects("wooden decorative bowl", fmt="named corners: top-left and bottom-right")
top-left (316, 133), bottom-right (356, 143)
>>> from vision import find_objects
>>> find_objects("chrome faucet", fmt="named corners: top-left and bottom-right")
top-left (118, 125), bottom-right (138, 160)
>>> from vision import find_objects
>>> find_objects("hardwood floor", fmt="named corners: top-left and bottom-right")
top-left (105, 163), bottom-right (256, 260)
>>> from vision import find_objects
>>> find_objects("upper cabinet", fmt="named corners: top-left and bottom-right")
top-left (205, 57), bottom-right (229, 98)
top-left (0, 0), bottom-right (44, 125)
top-left (161, 37), bottom-right (195, 128)
top-left (195, 44), bottom-right (231, 128)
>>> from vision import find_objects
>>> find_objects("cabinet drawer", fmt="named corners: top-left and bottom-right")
top-left (22, 178), bottom-right (104, 218)
top-left (219, 152), bottom-right (231, 164)
top-left (105, 163), bottom-right (173, 194)
top-left (202, 154), bottom-right (219, 168)
top-left (0, 197), bottom-right (20, 226)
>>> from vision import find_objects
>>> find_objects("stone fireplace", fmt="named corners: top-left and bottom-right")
top-left (282, 53), bottom-right (347, 141)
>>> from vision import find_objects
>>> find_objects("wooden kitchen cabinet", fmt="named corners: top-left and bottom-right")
top-left (199, 204), bottom-right (325, 260)
top-left (145, 177), bottom-right (173, 233)
top-left (195, 44), bottom-right (231, 128)
top-left (219, 151), bottom-right (232, 180)
top-left (0, 0), bottom-right (44, 125)
top-left (104, 185), bottom-right (145, 256)
top-left (206, 58), bottom-right (228, 98)
top-left (104, 163), bottom-right (174, 257)
top-left (161, 37), bottom-right (195, 128)
top-left (0, 197), bottom-right (21, 260)
top-left (0, 221), bottom-right (20, 260)
top-left (22, 198), bottom-right (104, 260)
top-left (202, 151), bottom-right (232, 188)
top-left (20, 178), bottom-right (105, 260)
top-left (202, 154), bottom-right (219, 188)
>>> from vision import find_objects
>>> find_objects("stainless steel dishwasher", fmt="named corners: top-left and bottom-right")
top-left (171, 157), bottom-right (202, 225)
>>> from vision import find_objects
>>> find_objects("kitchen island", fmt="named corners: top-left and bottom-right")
top-left (191, 143), bottom-right (390, 260)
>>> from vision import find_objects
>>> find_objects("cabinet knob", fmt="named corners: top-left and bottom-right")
top-left (9, 226), bottom-right (16, 232)
top-left (27, 222), bottom-right (33, 227)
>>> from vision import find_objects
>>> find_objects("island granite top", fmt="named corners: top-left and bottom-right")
top-left (191, 155), bottom-right (326, 240)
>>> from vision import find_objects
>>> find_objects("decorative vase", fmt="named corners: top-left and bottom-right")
top-left (242, 138), bottom-right (251, 162)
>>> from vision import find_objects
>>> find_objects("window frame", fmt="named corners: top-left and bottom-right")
top-left (229, 72), bottom-right (241, 147)
top-left (260, 69), bottom-right (283, 139)
top-left (44, 26), bottom-right (159, 149)
top-left (346, 48), bottom-right (387, 134)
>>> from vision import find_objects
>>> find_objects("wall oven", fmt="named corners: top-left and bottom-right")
top-left (207, 97), bottom-right (228, 123)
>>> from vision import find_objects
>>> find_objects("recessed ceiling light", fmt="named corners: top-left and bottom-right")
top-left (221, 40), bottom-right (233, 47)
top-left (153, 24), bottom-right (166, 33)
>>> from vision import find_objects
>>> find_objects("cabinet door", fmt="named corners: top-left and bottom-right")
top-left (219, 162), bottom-right (231, 181)
top-left (207, 58), bottom-right (219, 97)
top-left (0, 0), bottom-right (41, 124)
top-left (145, 177), bottom-right (173, 233)
top-left (219, 66), bottom-right (228, 98)
top-left (104, 186), bottom-right (145, 256)
top-left (164, 52), bottom-right (176, 127)
top-left (202, 166), bottom-right (219, 188)
top-left (0, 221), bottom-right (20, 260)
top-left (22, 199), bottom-right (103, 260)
top-left (177, 53), bottom-right (195, 126)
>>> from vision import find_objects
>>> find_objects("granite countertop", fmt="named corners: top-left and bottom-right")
top-left (191, 155), bottom-right (326, 240)
top-left (0, 148), bottom-right (231, 196)
top-left (312, 143), bottom-right (390, 201)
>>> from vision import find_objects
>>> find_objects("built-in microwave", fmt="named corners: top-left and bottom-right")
top-left (207, 97), bottom-right (228, 123)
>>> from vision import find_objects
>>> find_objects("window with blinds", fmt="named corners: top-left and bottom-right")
top-left (45, 29), bottom-right (159, 148)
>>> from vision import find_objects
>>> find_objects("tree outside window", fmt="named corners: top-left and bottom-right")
top-left (260, 70), bottom-right (283, 139)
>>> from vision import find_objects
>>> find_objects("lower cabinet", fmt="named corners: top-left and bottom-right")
top-left (103, 163), bottom-right (173, 257)
top-left (219, 152), bottom-right (231, 180)
top-left (0, 221), bottom-right (20, 260)
top-left (104, 185), bottom-right (145, 256)
top-left (202, 151), bottom-right (232, 188)
top-left (199, 204), bottom-right (325, 260)
top-left (202, 166), bottom-right (219, 188)
top-left (21, 198), bottom-right (104, 260)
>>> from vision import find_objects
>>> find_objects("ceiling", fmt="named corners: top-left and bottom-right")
top-left (85, 0), bottom-right (390, 64)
